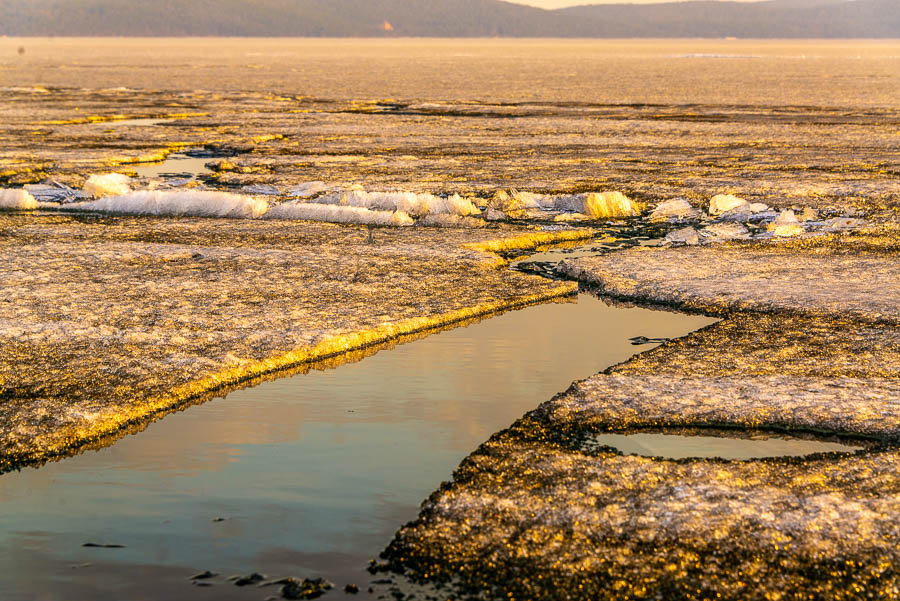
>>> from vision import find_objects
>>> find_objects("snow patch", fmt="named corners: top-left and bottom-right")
top-left (62, 190), bottom-right (269, 219)
top-left (0, 188), bottom-right (37, 210)
top-left (83, 173), bottom-right (132, 198)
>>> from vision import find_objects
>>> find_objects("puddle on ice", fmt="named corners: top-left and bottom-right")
top-left (131, 153), bottom-right (214, 179)
top-left (101, 118), bottom-right (176, 128)
top-left (0, 294), bottom-right (714, 600)
top-left (588, 431), bottom-right (865, 460)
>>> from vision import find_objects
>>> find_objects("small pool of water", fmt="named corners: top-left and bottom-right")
top-left (102, 118), bottom-right (176, 128)
top-left (131, 153), bottom-right (213, 179)
top-left (589, 431), bottom-right (865, 460)
top-left (0, 294), bottom-right (714, 600)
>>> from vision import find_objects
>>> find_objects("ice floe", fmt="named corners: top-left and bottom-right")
top-left (62, 190), bottom-right (269, 219)
top-left (83, 173), bottom-right (132, 198)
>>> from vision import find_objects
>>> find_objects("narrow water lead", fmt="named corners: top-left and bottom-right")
top-left (0, 294), bottom-right (714, 600)
top-left (589, 432), bottom-right (864, 460)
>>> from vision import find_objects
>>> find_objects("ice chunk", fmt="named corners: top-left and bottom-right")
top-left (708, 194), bottom-right (748, 216)
top-left (701, 222), bottom-right (750, 241)
top-left (772, 224), bottom-right (805, 237)
top-left (774, 209), bottom-right (800, 226)
top-left (649, 198), bottom-right (700, 222)
top-left (287, 181), bottom-right (330, 198)
top-left (63, 190), bottom-right (269, 219)
top-left (798, 207), bottom-right (819, 222)
top-left (822, 217), bottom-right (864, 231)
top-left (554, 192), bottom-right (641, 219)
top-left (314, 190), bottom-right (480, 217)
top-left (664, 226), bottom-right (700, 245)
top-left (265, 202), bottom-right (413, 226)
top-left (0, 188), bottom-right (37, 210)
top-left (748, 202), bottom-right (770, 213)
top-left (241, 184), bottom-right (280, 196)
top-left (484, 208), bottom-right (506, 221)
top-left (490, 190), bottom-right (544, 214)
top-left (83, 173), bottom-right (132, 198)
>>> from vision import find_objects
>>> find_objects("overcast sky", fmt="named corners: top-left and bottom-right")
top-left (510, 0), bottom-right (763, 7)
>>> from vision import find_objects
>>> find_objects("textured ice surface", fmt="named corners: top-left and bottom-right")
top-left (0, 188), bottom-right (36, 209)
top-left (62, 190), bottom-right (270, 219)
top-left (83, 173), bottom-right (132, 198)
top-left (560, 227), bottom-right (899, 324)
top-left (0, 214), bottom-right (577, 468)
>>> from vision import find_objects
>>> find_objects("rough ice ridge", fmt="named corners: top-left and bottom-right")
top-left (0, 188), bottom-right (37, 210)
top-left (83, 173), bottom-right (132, 198)
top-left (265, 202), bottom-right (413, 226)
top-left (62, 190), bottom-right (269, 219)
top-left (553, 192), bottom-right (642, 219)
top-left (313, 190), bottom-right (480, 217)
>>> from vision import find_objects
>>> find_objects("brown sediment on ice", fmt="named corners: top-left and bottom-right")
top-left (558, 225), bottom-right (900, 325)
top-left (382, 225), bottom-right (900, 600)
top-left (0, 214), bottom-right (579, 471)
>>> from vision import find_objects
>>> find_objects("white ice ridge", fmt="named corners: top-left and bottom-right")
top-left (265, 202), bottom-right (414, 226)
top-left (0, 188), bottom-right (37, 210)
top-left (83, 173), bottom-right (132, 198)
top-left (312, 190), bottom-right (481, 217)
top-left (62, 190), bottom-right (269, 219)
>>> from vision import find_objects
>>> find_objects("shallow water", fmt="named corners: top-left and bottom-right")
top-left (591, 431), bottom-right (864, 460)
top-left (131, 153), bottom-right (213, 179)
top-left (0, 293), bottom-right (713, 600)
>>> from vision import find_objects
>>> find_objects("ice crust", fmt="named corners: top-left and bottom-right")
top-left (62, 190), bottom-right (270, 219)
top-left (0, 188), bottom-right (37, 209)
top-left (0, 214), bottom-right (578, 468)
top-left (83, 173), bottom-right (132, 198)
top-left (559, 235), bottom-right (899, 325)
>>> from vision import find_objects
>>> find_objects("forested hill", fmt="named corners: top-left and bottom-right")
top-left (1, 0), bottom-right (897, 37)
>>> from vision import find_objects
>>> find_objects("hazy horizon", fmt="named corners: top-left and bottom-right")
top-left (511, 0), bottom-right (768, 7)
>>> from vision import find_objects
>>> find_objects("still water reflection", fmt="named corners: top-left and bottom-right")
top-left (131, 153), bottom-right (213, 179)
top-left (591, 431), bottom-right (864, 460)
top-left (0, 294), bottom-right (714, 600)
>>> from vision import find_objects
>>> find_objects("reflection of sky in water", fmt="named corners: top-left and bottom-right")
top-left (0, 294), bottom-right (714, 600)
top-left (131, 154), bottom-right (212, 179)
top-left (592, 432), bottom-right (863, 461)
